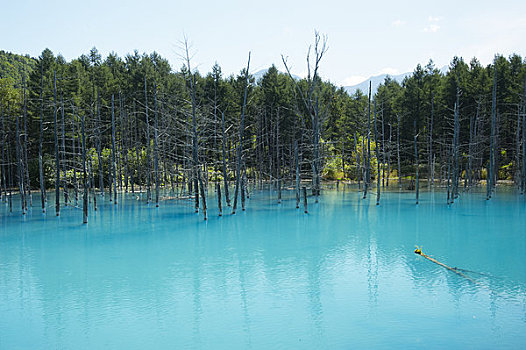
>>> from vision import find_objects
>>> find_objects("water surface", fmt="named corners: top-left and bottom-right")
top-left (1, 188), bottom-right (525, 349)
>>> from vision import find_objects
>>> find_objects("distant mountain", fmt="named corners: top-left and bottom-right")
top-left (253, 68), bottom-right (301, 82)
top-left (343, 65), bottom-right (448, 96)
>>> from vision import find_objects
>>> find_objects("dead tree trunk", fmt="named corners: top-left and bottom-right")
top-left (374, 101), bottom-right (380, 205)
top-left (282, 32), bottom-right (327, 202)
top-left (16, 114), bottom-right (25, 214)
top-left (428, 92), bottom-right (434, 188)
top-left (96, 89), bottom-right (104, 195)
top-left (354, 133), bottom-right (361, 189)
top-left (183, 40), bottom-right (200, 214)
top-left (381, 105), bottom-right (386, 189)
top-left (121, 94), bottom-right (129, 193)
top-left (452, 88), bottom-right (460, 200)
top-left (468, 103), bottom-right (479, 190)
top-left (488, 66), bottom-right (497, 200)
top-left (0, 103), bottom-right (6, 203)
top-left (387, 123), bottom-right (392, 188)
top-left (303, 186), bottom-right (308, 213)
top-left (232, 52), bottom-right (251, 214)
top-left (397, 114), bottom-right (402, 189)
top-left (447, 147), bottom-right (453, 205)
top-left (276, 109), bottom-right (281, 204)
top-left (341, 139), bottom-right (345, 180)
top-left (241, 173), bottom-right (246, 211)
top-left (414, 119), bottom-right (419, 205)
top-left (154, 85), bottom-right (160, 207)
top-left (60, 78), bottom-right (68, 205)
top-left (81, 116), bottom-right (88, 224)
top-left (221, 111), bottom-right (230, 206)
top-left (39, 65), bottom-right (46, 212)
top-left (22, 73), bottom-right (31, 209)
top-left (522, 76), bottom-right (526, 194)
top-left (199, 168), bottom-right (207, 220)
top-left (144, 77), bottom-right (152, 204)
top-left (295, 140), bottom-right (300, 209)
top-left (217, 182), bottom-right (222, 216)
top-left (6, 124), bottom-right (13, 212)
top-left (54, 71), bottom-right (60, 216)
top-left (514, 104), bottom-right (521, 189)
top-left (364, 81), bottom-right (372, 199)
top-left (111, 94), bottom-right (117, 204)
top-left (72, 108), bottom-right (78, 205)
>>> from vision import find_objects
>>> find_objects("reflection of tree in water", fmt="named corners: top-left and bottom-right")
top-left (234, 219), bottom-right (253, 349)
top-left (307, 239), bottom-right (326, 346)
top-left (362, 200), bottom-right (378, 307)
top-left (191, 231), bottom-right (202, 349)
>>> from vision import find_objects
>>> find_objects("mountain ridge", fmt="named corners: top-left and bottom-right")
top-left (343, 66), bottom-right (449, 96)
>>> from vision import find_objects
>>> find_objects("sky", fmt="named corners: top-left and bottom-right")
top-left (2, 0), bottom-right (525, 86)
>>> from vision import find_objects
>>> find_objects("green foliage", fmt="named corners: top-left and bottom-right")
top-left (1, 47), bottom-right (525, 191)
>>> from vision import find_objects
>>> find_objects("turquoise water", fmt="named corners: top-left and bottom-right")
top-left (1, 187), bottom-right (525, 349)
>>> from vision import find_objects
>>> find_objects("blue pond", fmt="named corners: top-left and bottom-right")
top-left (1, 187), bottom-right (525, 349)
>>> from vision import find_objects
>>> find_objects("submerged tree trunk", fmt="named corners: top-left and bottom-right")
top-left (184, 40), bottom-right (200, 215)
top-left (414, 119), bottom-right (419, 205)
top-left (364, 82), bottom-right (372, 199)
top-left (381, 106), bottom-right (386, 189)
top-left (16, 114), bottom-right (25, 215)
top-left (199, 168), bottom-right (207, 220)
top-left (96, 89), bottom-right (104, 196)
top-left (22, 73), bottom-right (30, 210)
top-left (514, 104), bottom-right (521, 190)
top-left (38, 66), bottom-right (46, 212)
top-left (145, 77), bottom-right (152, 204)
top-left (60, 78), bottom-right (68, 205)
top-left (54, 71), bottom-right (60, 216)
top-left (374, 101), bottom-right (380, 205)
top-left (221, 112), bottom-right (230, 206)
top-left (72, 108), bottom-right (78, 205)
top-left (428, 92), bottom-right (434, 188)
top-left (387, 123), bottom-right (392, 188)
top-left (303, 186), bottom-right (308, 213)
top-left (452, 88), bottom-right (460, 200)
top-left (217, 182), bottom-right (222, 216)
top-left (522, 76), bottom-right (526, 194)
top-left (154, 85), bottom-right (160, 207)
top-left (276, 109), bottom-right (281, 204)
top-left (232, 52), bottom-right (250, 214)
top-left (447, 145), bottom-right (452, 205)
top-left (295, 140), bottom-right (300, 209)
top-left (397, 114), bottom-right (402, 189)
top-left (354, 133), bottom-right (361, 189)
top-left (0, 103), bottom-right (6, 203)
top-left (488, 66), bottom-right (497, 200)
top-left (81, 116), bottom-right (88, 224)
top-left (111, 95), bottom-right (118, 204)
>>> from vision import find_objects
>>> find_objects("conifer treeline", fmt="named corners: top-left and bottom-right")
top-left (0, 43), bottom-right (525, 218)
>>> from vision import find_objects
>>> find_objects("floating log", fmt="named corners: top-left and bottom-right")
top-left (414, 248), bottom-right (479, 285)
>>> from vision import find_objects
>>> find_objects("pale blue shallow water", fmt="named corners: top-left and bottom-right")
top-left (0, 187), bottom-right (525, 349)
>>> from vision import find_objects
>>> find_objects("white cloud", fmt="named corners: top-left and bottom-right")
top-left (424, 24), bottom-right (440, 33)
top-left (392, 19), bottom-right (406, 27)
top-left (428, 16), bottom-right (443, 22)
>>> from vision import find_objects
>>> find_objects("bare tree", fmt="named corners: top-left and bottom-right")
top-left (232, 52), bottom-right (251, 214)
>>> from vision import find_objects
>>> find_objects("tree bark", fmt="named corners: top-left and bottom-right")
top-left (232, 52), bottom-right (251, 214)
top-left (54, 71), bottom-right (60, 216)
